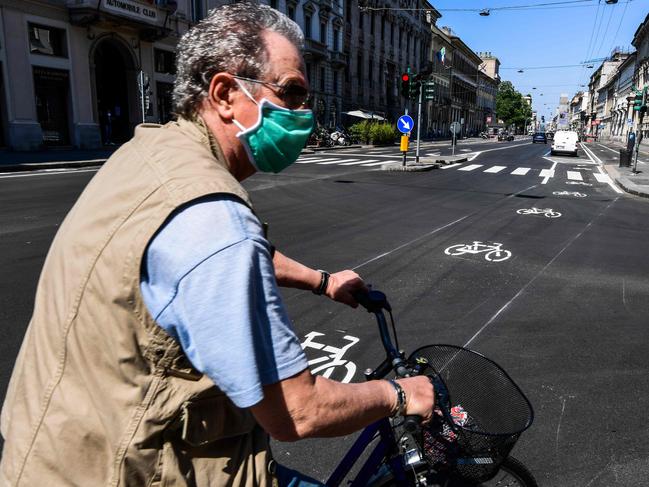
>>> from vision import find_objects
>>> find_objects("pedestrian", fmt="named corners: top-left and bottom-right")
top-left (0, 4), bottom-right (435, 486)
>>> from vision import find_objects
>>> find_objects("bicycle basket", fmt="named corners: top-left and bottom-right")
top-left (409, 345), bottom-right (533, 483)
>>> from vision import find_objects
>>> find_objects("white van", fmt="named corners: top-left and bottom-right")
top-left (550, 130), bottom-right (579, 157)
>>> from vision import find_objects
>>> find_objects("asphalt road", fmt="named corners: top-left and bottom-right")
top-left (1, 139), bottom-right (649, 486)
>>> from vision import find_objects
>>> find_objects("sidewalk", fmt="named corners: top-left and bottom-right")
top-left (584, 141), bottom-right (649, 199)
top-left (0, 147), bottom-right (117, 173)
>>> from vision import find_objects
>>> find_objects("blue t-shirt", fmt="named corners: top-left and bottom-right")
top-left (140, 195), bottom-right (308, 408)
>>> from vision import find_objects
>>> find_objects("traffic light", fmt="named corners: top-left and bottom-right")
top-left (633, 90), bottom-right (643, 111)
top-left (410, 74), bottom-right (422, 100)
top-left (400, 73), bottom-right (410, 98)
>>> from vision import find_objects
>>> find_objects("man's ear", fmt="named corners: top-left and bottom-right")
top-left (207, 73), bottom-right (236, 121)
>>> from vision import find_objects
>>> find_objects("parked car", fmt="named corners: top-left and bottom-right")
top-left (550, 130), bottom-right (579, 156)
top-left (532, 133), bottom-right (547, 144)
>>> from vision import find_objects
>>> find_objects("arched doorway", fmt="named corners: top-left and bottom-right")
top-left (92, 37), bottom-right (137, 145)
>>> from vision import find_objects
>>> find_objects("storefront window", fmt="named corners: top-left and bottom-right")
top-left (33, 67), bottom-right (70, 146)
top-left (29, 23), bottom-right (67, 58)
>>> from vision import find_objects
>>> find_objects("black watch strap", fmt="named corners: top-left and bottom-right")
top-left (312, 270), bottom-right (330, 295)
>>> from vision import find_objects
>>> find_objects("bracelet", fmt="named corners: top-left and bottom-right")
top-left (386, 379), bottom-right (407, 417)
top-left (312, 270), bottom-right (330, 295)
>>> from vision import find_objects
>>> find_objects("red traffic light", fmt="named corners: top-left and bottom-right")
top-left (401, 73), bottom-right (409, 82)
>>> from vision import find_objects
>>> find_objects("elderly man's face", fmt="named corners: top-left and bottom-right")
top-left (233, 30), bottom-right (309, 128)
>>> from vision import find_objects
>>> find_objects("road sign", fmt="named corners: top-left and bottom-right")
top-left (397, 115), bottom-right (414, 134)
top-left (450, 121), bottom-right (461, 134)
top-left (423, 81), bottom-right (435, 101)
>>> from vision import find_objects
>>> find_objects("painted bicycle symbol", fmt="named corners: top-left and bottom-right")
top-left (516, 207), bottom-right (562, 218)
top-left (301, 331), bottom-right (359, 383)
top-left (444, 241), bottom-right (512, 262)
top-left (553, 191), bottom-right (586, 197)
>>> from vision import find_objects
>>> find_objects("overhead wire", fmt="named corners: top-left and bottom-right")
top-left (593, 1), bottom-right (617, 59)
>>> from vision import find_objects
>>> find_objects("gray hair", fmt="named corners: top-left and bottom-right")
top-left (173, 2), bottom-right (304, 119)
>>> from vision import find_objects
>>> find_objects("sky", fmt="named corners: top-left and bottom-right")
top-left (428, 0), bottom-right (649, 120)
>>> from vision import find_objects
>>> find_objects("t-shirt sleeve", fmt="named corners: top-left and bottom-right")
top-left (140, 196), bottom-right (308, 409)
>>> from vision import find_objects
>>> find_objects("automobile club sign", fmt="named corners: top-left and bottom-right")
top-left (102, 0), bottom-right (164, 26)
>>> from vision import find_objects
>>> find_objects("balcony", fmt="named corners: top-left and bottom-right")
top-left (330, 51), bottom-right (348, 68)
top-left (304, 39), bottom-right (328, 61)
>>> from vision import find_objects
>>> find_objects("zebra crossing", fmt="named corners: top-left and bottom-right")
top-left (443, 162), bottom-right (614, 186)
top-left (295, 155), bottom-right (399, 168)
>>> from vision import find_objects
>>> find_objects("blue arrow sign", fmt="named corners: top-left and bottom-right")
top-left (397, 115), bottom-right (414, 134)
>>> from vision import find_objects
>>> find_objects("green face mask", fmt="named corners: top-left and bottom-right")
top-left (233, 80), bottom-right (314, 173)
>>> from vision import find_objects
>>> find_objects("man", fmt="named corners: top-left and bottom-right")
top-left (1, 4), bottom-right (434, 486)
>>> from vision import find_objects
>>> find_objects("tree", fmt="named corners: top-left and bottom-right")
top-left (496, 81), bottom-right (533, 132)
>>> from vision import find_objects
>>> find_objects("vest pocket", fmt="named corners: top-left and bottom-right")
top-left (180, 394), bottom-right (256, 447)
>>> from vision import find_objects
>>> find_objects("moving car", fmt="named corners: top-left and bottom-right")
top-left (550, 130), bottom-right (579, 157)
top-left (532, 133), bottom-right (547, 144)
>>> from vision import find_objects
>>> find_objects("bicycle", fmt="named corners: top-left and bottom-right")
top-left (317, 290), bottom-right (537, 486)
top-left (444, 242), bottom-right (512, 262)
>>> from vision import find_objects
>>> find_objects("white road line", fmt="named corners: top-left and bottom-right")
top-left (567, 171), bottom-right (583, 181)
top-left (596, 143), bottom-right (619, 154)
top-left (543, 150), bottom-right (551, 157)
top-left (441, 163), bottom-right (464, 169)
top-left (457, 164), bottom-right (483, 172)
top-left (462, 141), bottom-right (530, 162)
top-left (316, 158), bottom-right (359, 165)
top-left (539, 169), bottom-right (555, 181)
top-left (339, 159), bottom-right (380, 165)
top-left (484, 165), bottom-right (506, 173)
top-left (295, 158), bottom-right (336, 164)
top-left (467, 152), bottom-right (482, 161)
top-left (581, 143), bottom-right (624, 194)
top-left (594, 173), bottom-right (613, 184)
top-left (511, 167), bottom-right (531, 175)
top-left (0, 168), bottom-right (99, 179)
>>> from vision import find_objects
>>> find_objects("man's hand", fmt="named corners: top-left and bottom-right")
top-left (325, 270), bottom-right (368, 308)
top-left (397, 376), bottom-right (436, 424)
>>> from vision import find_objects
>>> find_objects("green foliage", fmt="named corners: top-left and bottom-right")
top-left (496, 81), bottom-right (533, 131)
top-left (369, 122), bottom-right (398, 145)
top-left (349, 121), bottom-right (372, 144)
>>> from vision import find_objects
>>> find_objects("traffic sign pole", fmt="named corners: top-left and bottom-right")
top-left (633, 88), bottom-right (646, 175)
top-left (400, 135), bottom-right (409, 166)
top-left (415, 80), bottom-right (423, 163)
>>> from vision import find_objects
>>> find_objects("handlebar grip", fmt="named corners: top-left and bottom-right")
top-left (352, 289), bottom-right (390, 313)
top-left (403, 414), bottom-right (422, 434)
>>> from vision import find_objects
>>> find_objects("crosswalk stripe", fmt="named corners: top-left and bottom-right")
top-left (316, 158), bottom-right (359, 165)
top-left (339, 159), bottom-right (380, 165)
top-left (567, 171), bottom-right (583, 181)
top-left (441, 163), bottom-right (464, 169)
top-left (539, 169), bottom-right (554, 178)
top-left (594, 173), bottom-right (612, 183)
top-left (511, 167), bottom-right (531, 175)
top-left (484, 166), bottom-right (506, 173)
top-left (295, 158), bottom-right (336, 164)
top-left (362, 160), bottom-right (395, 166)
top-left (458, 164), bottom-right (483, 171)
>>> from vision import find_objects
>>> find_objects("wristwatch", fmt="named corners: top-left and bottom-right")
top-left (312, 270), bottom-right (330, 295)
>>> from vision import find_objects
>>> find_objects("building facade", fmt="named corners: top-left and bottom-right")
top-left (0, 0), bottom-right (196, 151)
top-left (632, 13), bottom-right (649, 142)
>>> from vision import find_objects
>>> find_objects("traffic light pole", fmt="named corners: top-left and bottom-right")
top-left (415, 82), bottom-right (423, 163)
top-left (633, 89), bottom-right (646, 175)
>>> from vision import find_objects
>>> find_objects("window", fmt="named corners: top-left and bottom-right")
top-left (357, 54), bottom-right (362, 86)
top-left (154, 49), bottom-right (176, 75)
top-left (306, 62), bottom-right (313, 84)
top-left (368, 59), bottom-right (373, 87)
top-left (381, 16), bottom-right (385, 40)
top-left (28, 23), bottom-right (67, 57)
top-left (333, 71), bottom-right (339, 94)
top-left (391, 23), bottom-right (394, 45)
top-left (346, 0), bottom-right (351, 21)
top-left (370, 13), bottom-right (374, 35)
top-left (359, 12), bottom-right (363, 29)
top-left (333, 28), bottom-right (339, 51)
top-left (305, 15), bottom-right (312, 38)
top-left (270, 0), bottom-right (278, 9)
top-left (320, 22), bottom-right (326, 44)
top-left (320, 66), bottom-right (325, 91)
top-left (191, 0), bottom-right (204, 22)
top-left (288, 5), bottom-right (295, 20)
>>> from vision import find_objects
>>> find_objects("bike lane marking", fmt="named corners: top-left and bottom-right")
top-left (539, 168), bottom-right (555, 183)
top-left (566, 171), bottom-right (583, 181)
top-left (301, 331), bottom-right (359, 383)
top-left (511, 167), bottom-right (531, 175)
top-left (463, 196), bottom-right (621, 348)
top-left (484, 166), bottom-right (507, 173)
top-left (457, 164), bottom-right (483, 172)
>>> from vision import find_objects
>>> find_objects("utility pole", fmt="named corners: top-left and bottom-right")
top-left (632, 88), bottom-right (646, 174)
top-left (415, 79), bottom-right (423, 163)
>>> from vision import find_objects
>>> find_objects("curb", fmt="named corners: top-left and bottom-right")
top-left (0, 159), bottom-right (106, 173)
top-left (381, 162), bottom-right (439, 172)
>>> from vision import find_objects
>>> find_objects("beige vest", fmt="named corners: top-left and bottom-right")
top-left (1, 119), bottom-right (271, 486)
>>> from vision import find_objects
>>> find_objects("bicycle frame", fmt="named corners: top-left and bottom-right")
top-left (324, 291), bottom-right (417, 486)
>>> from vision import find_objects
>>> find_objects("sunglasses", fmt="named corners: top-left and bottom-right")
top-left (233, 75), bottom-right (312, 110)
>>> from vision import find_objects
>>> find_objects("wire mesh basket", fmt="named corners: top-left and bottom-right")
top-left (409, 344), bottom-right (534, 483)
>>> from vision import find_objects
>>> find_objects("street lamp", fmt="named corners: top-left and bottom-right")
top-left (479, 9), bottom-right (490, 16)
